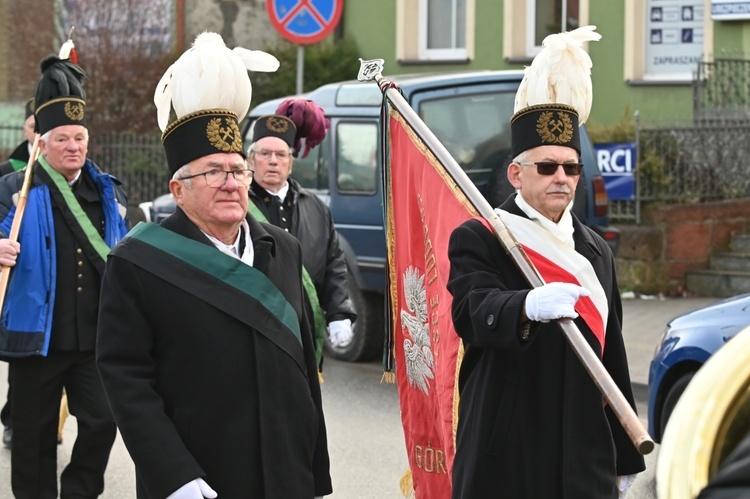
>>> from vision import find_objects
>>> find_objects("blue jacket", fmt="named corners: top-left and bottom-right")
top-left (0, 159), bottom-right (129, 357)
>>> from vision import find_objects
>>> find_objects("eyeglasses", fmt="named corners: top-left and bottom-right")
top-left (253, 149), bottom-right (291, 160)
top-left (517, 162), bottom-right (583, 176)
top-left (178, 168), bottom-right (254, 188)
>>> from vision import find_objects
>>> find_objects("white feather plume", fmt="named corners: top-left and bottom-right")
top-left (153, 31), bottom-right (280, 132)
top-left (514, 25), bottom-right (601, 125)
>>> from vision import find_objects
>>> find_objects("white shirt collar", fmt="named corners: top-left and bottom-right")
top-left (68, 170), bottom-right (82, 186)
top-left (202, 219), bottom-right (254, 265)
top-left (514, 192), bottom-right (575, 248)
top-left (263, 182), bottom-right (289, 201)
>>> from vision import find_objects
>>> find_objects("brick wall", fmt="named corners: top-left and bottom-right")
top-left (616, 199), bottom-right (750, 296)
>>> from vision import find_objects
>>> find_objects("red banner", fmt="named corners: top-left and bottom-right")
top-left (384, 107), bottom-right (479, 498)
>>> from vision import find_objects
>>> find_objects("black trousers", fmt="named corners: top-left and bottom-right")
top-left (9, 349), bottom-right (116, 499)
top-left (1, 369), bottom-right (11, 427)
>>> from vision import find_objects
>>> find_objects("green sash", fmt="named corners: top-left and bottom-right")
top-left (127, 222), bottom-right (301, 345)
top-left (8, 158), bottom-right (25, 172)
top-left (38, 156), bottom-right (111, 263)
top-left (248, 202), bottom-right (326, 365)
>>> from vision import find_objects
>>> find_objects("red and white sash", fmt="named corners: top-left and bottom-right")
top-left (496, 208), bottom-right (609, 353)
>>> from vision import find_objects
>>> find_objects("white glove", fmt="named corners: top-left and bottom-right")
top-left (166, 478), bottom-right (217, 499)
top-left (525, 282), bottom-right (591, 323)
top-left (328, 319), bottom-right (353, 347)
top-left (617, 474), bottom-right (637, 498)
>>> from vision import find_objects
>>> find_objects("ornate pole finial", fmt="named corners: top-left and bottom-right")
top-left (357, 58), bottom-right (385, 82)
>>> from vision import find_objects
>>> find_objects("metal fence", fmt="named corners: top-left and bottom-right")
top-left (610, 115), bottom-right (750, 222)
top-left (610, 59), bottom-right (750, 222)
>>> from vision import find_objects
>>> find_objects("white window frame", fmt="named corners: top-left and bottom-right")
top-left (504, 0), bottom-right (590, 61)
top-left (525, 0), bottom-right (580, 56)
top-left (417, 0), bottom-right (469, 61)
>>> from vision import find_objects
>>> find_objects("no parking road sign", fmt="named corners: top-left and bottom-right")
top-left (268, 0), bottom-right (343, 45)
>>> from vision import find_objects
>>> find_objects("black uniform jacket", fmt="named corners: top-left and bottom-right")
top-left (96, 208), bottom-right (332, 498)
top-left (447, 197), bottom-right (645, 499)
top-left (250, 178), bottom-right (355, 323)
top-left (0, 140), bottom-right (30, 176)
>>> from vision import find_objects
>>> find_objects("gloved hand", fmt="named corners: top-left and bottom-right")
top-left (328, 319), bottom-right (353, 347)
top-left (617, 474), bottom-right (637, 498)
top-left (166, 478), bottom-right (217, 499)
top-left (525, 282), bottom-right (591, 323)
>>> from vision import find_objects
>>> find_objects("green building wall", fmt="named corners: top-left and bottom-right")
top-left (342, 0), bottom-right (750, 128)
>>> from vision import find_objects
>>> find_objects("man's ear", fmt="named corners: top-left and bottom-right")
top-left (169, 179), bottom-right (184, 205)
top-left (507, 163), bottom-right (522, 190)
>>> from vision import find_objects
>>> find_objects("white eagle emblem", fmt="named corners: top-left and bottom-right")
top-left (401, 266), bottom-right (435, 394)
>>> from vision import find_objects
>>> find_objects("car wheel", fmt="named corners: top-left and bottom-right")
top-left (659, 371), bottom-right (695, 439)
top-left (325, 271), bottom-right (384, 362)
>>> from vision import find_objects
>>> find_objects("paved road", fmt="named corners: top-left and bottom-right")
top-left (0, 295), bottom-right (720, 497)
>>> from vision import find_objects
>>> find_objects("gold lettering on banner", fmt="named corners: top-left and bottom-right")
top-left (414, 442), bottom-right (448, 475)
top-left (417, 194), bottom-right (442, 356)
top-left (418, 194), bottom-right (438, 286)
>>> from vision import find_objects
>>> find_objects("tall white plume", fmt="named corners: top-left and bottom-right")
top-left (154, 32), bottom-right (280, 132)
top-left (513, 25), bottom-right (601, 125)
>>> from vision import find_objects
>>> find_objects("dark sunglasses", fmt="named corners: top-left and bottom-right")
top-left (517, 161), bottom-right (583, 176)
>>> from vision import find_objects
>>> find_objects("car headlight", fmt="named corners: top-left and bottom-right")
top-left (654, 326), bottom-right (671, 357)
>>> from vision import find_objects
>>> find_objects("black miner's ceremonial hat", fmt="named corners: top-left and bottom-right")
top-left (161, 109), bottom-right (245, 175)
top-left (252, 115), bottom-right (297, 149)
top-left (510, 103), bottom-right (581, 158)
top-left (34, 55), bottom-right (87, 135)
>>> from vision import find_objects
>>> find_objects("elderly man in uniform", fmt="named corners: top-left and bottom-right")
top-left (95, 32), bottom-right (332, 499)
top-left (0, 55), bottom-right (129, 498)
top-left (447, 27), bottom-right (645, 498)
top-left (248, 99), bottom-right (356, 366)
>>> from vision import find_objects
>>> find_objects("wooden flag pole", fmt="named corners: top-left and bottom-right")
top-left (361, 59), bottom-right (654, 455)
top-left (0, 134), bottom-right (41, 315)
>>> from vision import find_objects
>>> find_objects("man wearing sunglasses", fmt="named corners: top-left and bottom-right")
top-left (446, 27), bottom-right (645, 499)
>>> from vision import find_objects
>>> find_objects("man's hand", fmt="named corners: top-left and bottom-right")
top-left (166, 478), bottom-right (217, 499)
top-left (525, 282), bottom-right (591, 323)
top-left (0, 239), bottom-right (20, 268)
top-left (328, 319), bottom-right (353, 347)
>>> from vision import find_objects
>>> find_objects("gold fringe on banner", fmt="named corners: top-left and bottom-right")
top-left (399, 468), bottom-right (415, 497)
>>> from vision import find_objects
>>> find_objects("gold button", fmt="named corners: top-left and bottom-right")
top-left (76, 248), bottom-right (82, 254)
top-left (77, 287), bottom-right (83, 293)
top-left (78, 261), bottom-right (83, 267)
top-left (77, 274), bottom-right (83, 279)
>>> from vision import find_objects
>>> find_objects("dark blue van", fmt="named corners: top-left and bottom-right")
top-left (147, 70), bottom-right (620, 362)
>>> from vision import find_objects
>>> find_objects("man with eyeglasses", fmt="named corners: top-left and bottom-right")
top-left (446, 27), bottom-right (644, 499)
top-left (95, 33), bottom-right (332, 498)
top-left (248, 100), bottom-right (356, 367)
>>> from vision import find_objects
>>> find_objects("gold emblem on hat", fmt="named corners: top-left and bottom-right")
top-left (536, 111), bottom-right (574, 145)
top-left (206, 117), bottom-right (243, 153)
top-left (266, 116), bottom-right (290, 133)
top-left (64, 102), bottom-right (85, 121)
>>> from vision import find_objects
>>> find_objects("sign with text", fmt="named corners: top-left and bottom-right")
top-left (711, 0), bottom-right (750, 20)
top-left (596, 142), bottom-right (637, 200)
top-left (645, 0), bottom-right (704, 79)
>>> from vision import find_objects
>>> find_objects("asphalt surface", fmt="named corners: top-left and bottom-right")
top-left (0, 294), bottom-right (721, 497)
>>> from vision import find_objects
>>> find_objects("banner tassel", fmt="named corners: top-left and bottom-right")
top-left (399, 468), bottom-right (415, 498)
